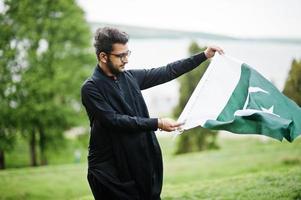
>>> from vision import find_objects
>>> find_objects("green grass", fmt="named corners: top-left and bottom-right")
top-left (0, 135), bottom-right (301, 200)
top-left (161, 136), bottom-right (301, 200)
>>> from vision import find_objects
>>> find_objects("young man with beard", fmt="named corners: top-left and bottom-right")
top-left (81, 27), bottom-right (223, 199)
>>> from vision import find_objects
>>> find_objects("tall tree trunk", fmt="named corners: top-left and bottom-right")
top-left (30, 131), bottom-right (38, 166)
top-left (39, 127), bottom-right (48, 165)
top-left (0, 150), bottom-right (5, 169)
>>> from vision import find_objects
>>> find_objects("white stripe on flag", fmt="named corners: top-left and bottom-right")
top-left (177, 54), bottom-right (243, 130)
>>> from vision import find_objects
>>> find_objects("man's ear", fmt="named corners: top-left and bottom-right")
top-left (99, 52), bottom-right (107, 63)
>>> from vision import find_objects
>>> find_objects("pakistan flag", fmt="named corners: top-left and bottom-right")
top-left (177, 54), bottom-right (301, 142)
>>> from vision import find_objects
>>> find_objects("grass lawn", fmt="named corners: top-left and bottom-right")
top-left (0, 135), bottom-right (300, 200)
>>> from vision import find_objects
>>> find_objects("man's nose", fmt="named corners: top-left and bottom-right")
top-left (122, 56), bottom-right (129, 64)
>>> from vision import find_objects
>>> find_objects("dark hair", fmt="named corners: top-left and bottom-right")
top-left (94, 27), bottom-right (129, 60)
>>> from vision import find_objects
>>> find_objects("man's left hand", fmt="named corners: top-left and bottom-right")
top-left (204, 45), bottom-right (224, 59)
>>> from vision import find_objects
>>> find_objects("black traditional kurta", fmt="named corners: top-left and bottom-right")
top-left (81, 52), bottom-right (207, 200)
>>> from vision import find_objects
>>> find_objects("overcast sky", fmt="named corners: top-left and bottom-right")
top-left (77, 0), bottom-right (301, 38)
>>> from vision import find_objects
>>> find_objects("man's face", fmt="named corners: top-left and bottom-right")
top-left (106, 43), bottom-right (129, 75)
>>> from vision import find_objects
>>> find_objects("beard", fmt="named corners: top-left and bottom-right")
top-left (107, 58), bottom-right (123, 75)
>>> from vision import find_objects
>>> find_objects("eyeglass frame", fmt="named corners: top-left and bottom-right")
top-left (106, 50), bottom-right (131, 62)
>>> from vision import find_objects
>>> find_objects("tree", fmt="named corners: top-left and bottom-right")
top-left (173, 41), bottom-right (218, 154)
top-left (0, 4), bottom-right (20, 169)
top-left (2, 0), bottom-right (94, 166)
top-left (283, 59), bottom-right (301, 106)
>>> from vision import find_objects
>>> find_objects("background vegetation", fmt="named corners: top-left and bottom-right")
top-left (0, 0), bottom-right (94, 169)
top-left (283, 59), bottom-right (301, 106)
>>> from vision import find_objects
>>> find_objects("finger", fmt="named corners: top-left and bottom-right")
top-left (177, 122), bottom-right (185, 126)
top-left (171, 123), bottom-right (184, 128)
top-left (172, 122), bottom-right (182, 127)
top-left (167, 127), bottom-right (175, 132)
top-left (211, 46), bottom-right (224, 54)
top-left (213, 47), bottom-right (223, 55)
top-left (211, 46), bottom-right (220, 51)
top-left (218, 49), bottom-right (224, 55)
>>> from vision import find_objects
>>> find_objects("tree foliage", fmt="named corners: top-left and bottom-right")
top-left (283, 59), bottom-right (301, 106)
top-left (173, 41), bottom-right (218, 154)
top-left (0, 0), bottom-right (21, 169)
top-left (0, 0), bottom-right (94, 167)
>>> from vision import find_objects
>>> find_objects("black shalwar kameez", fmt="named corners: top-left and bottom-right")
top-left (81, 52), bottom-right (207, 200)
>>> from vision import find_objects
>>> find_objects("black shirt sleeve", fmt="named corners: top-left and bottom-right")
top-left (81, 81), bottom-right (158, 132)
top-left (129, 52), bottom-right (207, 90)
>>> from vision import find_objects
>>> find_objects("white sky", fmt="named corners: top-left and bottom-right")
top-left (77, 0), bottom-right (301, 38)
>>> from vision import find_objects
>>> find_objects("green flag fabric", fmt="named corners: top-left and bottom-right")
top-left (177, 54), bottom-right (301, 142)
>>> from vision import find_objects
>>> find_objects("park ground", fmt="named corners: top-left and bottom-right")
top-left (0, 134), bottom-right (301, 200)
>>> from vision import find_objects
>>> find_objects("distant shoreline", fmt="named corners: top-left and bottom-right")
top-left (90, 21), bottom-right (301, 44)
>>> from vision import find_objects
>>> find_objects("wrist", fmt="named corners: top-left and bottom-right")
top-left (158, 118), bottom-right (164, 130)
top-left (204, 50), bottom-right (209, 59)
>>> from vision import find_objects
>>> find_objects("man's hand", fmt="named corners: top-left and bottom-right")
top-left (204, 45), bottom-right (224, 59)
top-left (158, 118), bottom-right (183, 132)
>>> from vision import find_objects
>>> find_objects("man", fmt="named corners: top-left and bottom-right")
top-left (81, 27), bottom-right (223, 200)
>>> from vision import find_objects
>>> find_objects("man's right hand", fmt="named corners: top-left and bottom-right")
top-left (158, 118), bottom-right (183, 132)
top-left (204, 45), bottom-right (224, 59)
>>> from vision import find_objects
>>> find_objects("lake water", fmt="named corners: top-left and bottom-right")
top-left (125, 38), bottom-right (301, 117)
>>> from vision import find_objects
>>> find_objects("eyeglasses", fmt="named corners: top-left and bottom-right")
top-left (108, 50), bottom-right (131, 62)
